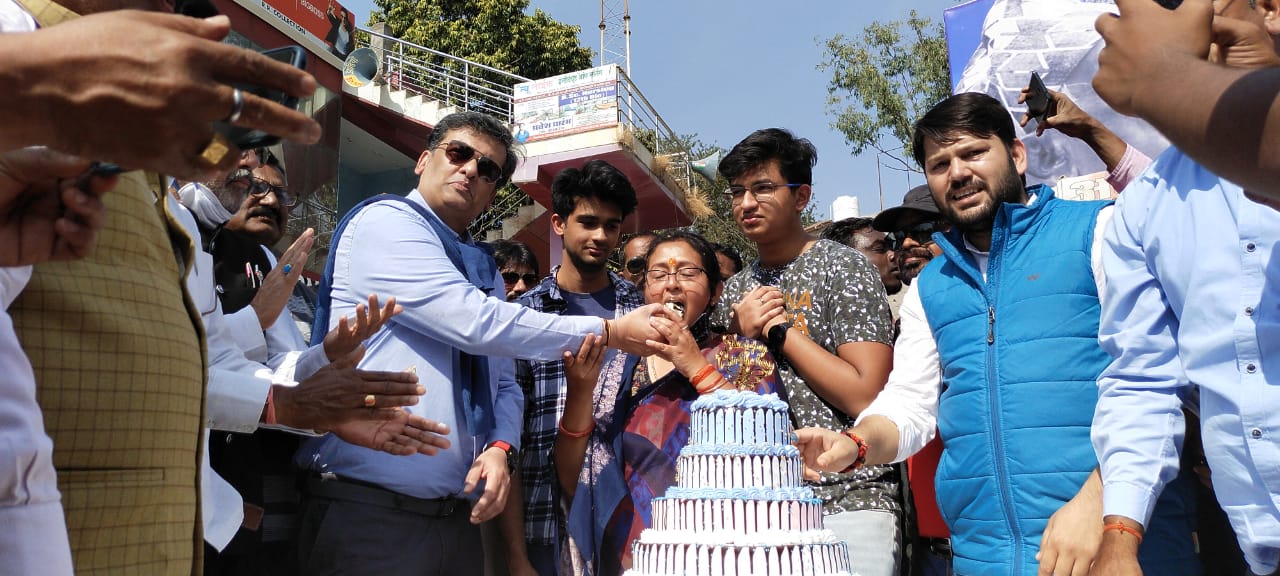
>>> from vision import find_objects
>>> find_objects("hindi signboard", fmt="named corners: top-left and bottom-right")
top-left (512, 65), bottom-right (619, 143)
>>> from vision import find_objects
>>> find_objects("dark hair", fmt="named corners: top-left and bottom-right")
top-left (640, 230), bottom-right (723, 293)
top-left (489, 239), bottom-right (539, 275)
top-left (821, 217), bottom-right (875, 245)
top-left (912, 92), bottom-right (1017, 169)
top-left (550, 159), bottom-right (638, 219)
top-left (426, 111), bottom-right (521, 187)
top-left (718, 128), bottom-right (818, 186)
top-left (712, 242), bottom-right (743, 276)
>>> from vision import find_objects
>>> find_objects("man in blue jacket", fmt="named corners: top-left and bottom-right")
top-left (795, 92), bottom-right (1197, 575)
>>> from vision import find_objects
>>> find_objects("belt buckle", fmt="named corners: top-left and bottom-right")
top-left (438, 498), bottom-right (456, 516)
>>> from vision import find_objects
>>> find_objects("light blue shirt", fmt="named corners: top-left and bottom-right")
top-left (1094, 149), bottom-right (1280, 574)
top-left (297, 190), bottom-right (604, 499)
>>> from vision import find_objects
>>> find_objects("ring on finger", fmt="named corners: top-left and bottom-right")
top-left (226, 87), bottom-right (244, 123)
top-left (363, 394), bottom-right (376, 407)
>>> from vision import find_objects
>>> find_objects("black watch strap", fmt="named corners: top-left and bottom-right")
top-left (767, 322), bottom-right (790, 353)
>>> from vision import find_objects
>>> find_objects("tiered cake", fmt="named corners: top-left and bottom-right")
top-left (626, 390), bottom-right (853, 576)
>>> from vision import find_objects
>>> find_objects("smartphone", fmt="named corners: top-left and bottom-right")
top-left (213, 45), bottom-right (307, 150)
top-left (1025, 71), bottom-right (1050, 123)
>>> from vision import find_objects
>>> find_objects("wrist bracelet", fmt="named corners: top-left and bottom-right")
top-left (1103, 523), bottom-right (1143, 543)
top-left (559, 420), bottom-right (592, 439)
top-left (601, 318), bottom-right (611, 348)
top-left (839, 430), bottom-right (869, 473)
top-left (691, 364), bottom-right (718, 393)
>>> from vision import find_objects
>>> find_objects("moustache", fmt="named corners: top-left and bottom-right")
top-left (247, 207), bottom-right (280, 223)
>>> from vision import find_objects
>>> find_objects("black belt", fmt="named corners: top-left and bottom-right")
top-left (304, 476), bottom-right (467, 518)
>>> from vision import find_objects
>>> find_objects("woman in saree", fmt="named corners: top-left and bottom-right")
top-left (554, 230), bottom-right (787, 576)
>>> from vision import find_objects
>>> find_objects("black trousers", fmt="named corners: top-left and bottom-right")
top-left (296, 493), bottom-right (482, 576)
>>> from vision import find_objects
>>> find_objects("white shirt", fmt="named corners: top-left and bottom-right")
top-left (856, 204), bottom-right (1111, 462)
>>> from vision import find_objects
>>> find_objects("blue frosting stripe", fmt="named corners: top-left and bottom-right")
top-left (690, 390), bottom-right (788, 412)
top-left (679, 443), bottom-right (800, 457)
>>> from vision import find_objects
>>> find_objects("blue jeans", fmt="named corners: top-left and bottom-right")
top-left (825, 509), bottom-right (902, 576)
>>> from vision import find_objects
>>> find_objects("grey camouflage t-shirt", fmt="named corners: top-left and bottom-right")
top-left (712, 239), bottom-right (898, 514)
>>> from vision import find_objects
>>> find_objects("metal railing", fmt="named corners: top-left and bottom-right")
top-left (614, 68), bottom-right (694, 193)
top-left (358, 28), bottom-right (530, 123)
top-left (468, 185), bottom-right (535, 239)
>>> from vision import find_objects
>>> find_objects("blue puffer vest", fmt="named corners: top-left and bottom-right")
top-left (917, 186), bottom-right (1198, 575)
top-left (920, 186), bottom-right (1099, 573)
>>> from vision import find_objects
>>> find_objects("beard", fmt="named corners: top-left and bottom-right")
top-left (940, 157), bottom-right (1025, 233)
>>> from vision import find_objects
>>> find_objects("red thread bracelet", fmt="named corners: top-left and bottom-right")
top-left (559, 420), bottom-right (592, 439)
top-left (691, 364), bottom-right (719, 393)
top-left (1103, 523), bottom-right (1143, 543)
top-left (840, 430), bottom-right (869, 473)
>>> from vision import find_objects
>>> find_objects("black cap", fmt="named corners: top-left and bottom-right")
top-left (872, 185), bottom-right (941, 232)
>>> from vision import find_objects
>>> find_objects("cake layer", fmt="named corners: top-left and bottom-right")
top-left (626, 541), bottom-right (852, 576)
top-left (652, 496), bottom-right (823, 534)
top-left (677, 445), bottom-right (803, 490)
top-left (688, 391), bottom-right (792, 447)
top-left (636, 528), bottom-right (840, 547)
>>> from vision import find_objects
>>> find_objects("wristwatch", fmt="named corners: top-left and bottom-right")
top-left (485, 440), bottom-right (518, 472)
top-left (766, 322), bottom-right (791, 354)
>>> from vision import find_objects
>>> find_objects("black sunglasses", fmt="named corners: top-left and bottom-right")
top-left (887, 221), bottom-right (944, 250)
top-left (501, 271), bottom-right (539, 286)
top-left (625, 256), bottom-right (647, 275)
top-left (437, 140), bottom-right (503, 184)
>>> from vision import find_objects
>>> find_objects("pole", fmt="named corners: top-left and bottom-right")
top-left (598, 0), bottom-right (606, 68)
top-left (623, 0), bottom-right (631, 76)
top-left (876, 153), bottom-right (884, 212)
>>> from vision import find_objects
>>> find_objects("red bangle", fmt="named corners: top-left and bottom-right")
top-left (559, 420), bottom-right (592, 439)
top-left (1103, 523), bottom-right (1144, 543)
top-left (840, 430), bottom-right (869, 473)
top-left (691, 364), bottom-right (719, 393)
top-left (265, 386), bottom-right (278, 426)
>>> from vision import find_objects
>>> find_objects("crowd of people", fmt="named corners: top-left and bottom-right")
top-left (2, 0), bottom-right (1279, 574)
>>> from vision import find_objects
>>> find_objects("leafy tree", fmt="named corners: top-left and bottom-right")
top-left (819, 10), bottom-right (950, 171)
top-left (372, 0), bottom-right (592, 81)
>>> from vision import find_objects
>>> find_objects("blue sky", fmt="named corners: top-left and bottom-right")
top-left (343, 0), bottom-right (959, 219)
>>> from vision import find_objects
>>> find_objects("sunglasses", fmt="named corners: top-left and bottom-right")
top-left (625, 256), bottom-right (647, 275)
top-left (886, 221), bottom-right (944, 250)
top-left (437, 140), bottom-right (503, 184)
top-left (501, 271), bottom-right (539, 286)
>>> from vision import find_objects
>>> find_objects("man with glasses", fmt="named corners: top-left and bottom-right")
top-left (501, 159), bottom-right (641, 576)
top-left (490, 239), bottom-right (540, 302)
top-left (710, 128), bottom-right (899, 576)
top-left (619, 231), bottom-right (655, 284)
top-left (873, 185), bottom-right (949, 287)
top-left (293, 112), bottom-right (670, 576)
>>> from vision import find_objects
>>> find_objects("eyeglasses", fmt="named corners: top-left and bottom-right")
top-left (724, 182), bottom-right (802, 205)
top-left (886, 221), bottom-right (943, 250)
top-left (501, 271), bottom-right (539, 286)
top-left (646, 267), bottom-right (706, 284)
top-left (437, 140), bottom-right (503, 185)
top-left (625, 256), bottom-right (647, 275)
top-left (246, 177), bottom-right (297, 208)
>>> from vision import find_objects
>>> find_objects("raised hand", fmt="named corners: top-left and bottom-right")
top-left (324, 294), bottom-right (401, 361)
top-left (250, 227), bottom-right (313, 329)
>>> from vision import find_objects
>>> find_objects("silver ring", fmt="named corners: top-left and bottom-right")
top-left (226, 88), bottom-right (244, 123)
